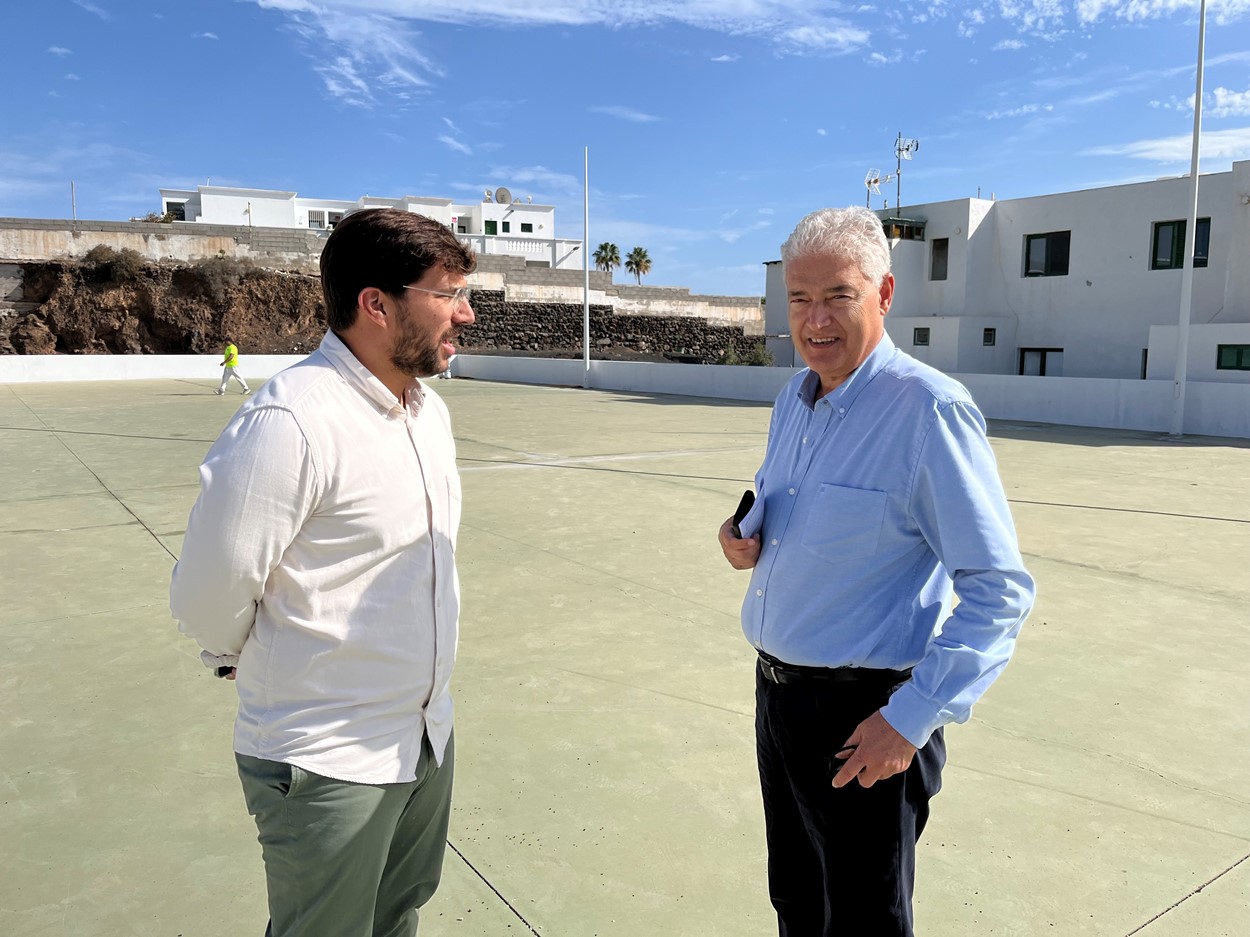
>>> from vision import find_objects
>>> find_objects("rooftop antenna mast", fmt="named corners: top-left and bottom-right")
top-left (894, 132), bottom-right (919, 210)
top-left (863, 169), bottom-right (895, 208)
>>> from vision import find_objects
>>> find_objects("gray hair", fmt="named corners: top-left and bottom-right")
top-left (780, 207), bottom-right (891, 286)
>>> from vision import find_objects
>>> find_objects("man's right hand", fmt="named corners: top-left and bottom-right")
top-left (718, 516), bottom-right (761, 570)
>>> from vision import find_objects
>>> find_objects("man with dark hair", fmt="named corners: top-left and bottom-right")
top-left (171, 208), bottom-right (476, 936)
top-left (719, 207), bottom-right (1034, 936)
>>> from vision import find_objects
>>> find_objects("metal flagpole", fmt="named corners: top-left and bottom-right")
top-left (582, 146), bottom-right (591, 389)
top-left (1170, 0), bottom-right (1207, 436)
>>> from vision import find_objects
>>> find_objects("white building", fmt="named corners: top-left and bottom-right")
top-left (157, 185), bottom-right (583, 270)
top-left (764, 159), bottom-right (1250, 385)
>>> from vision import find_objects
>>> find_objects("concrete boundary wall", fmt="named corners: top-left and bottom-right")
top-left (3, 353), bottom-right (1248, 438)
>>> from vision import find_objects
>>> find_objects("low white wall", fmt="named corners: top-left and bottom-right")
top-left (4, 354), bottom-right (1249, 438)
top-left (0, 355), bottom-right (303, 383)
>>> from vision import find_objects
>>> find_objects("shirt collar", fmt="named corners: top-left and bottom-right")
top-left (796, 331), bottom-right (898, 412)
top-left (319, 330), bottom-right (425, 419)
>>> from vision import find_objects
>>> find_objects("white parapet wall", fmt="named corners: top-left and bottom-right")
top-left (0, 354), bottom-right (304, 383)
top-left (3, 353), bottom-right (1249, 439)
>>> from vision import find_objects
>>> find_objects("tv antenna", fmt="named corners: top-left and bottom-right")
top-left (893, 132), bottom-right (919, 210)
top-left (864, 169), bottom-right (895, 208)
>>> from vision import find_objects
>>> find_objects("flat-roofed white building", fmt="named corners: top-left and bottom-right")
top-left (764, 159), bottom-right (1250, 384)
top-left (157, 185), bottom-right (582, 270)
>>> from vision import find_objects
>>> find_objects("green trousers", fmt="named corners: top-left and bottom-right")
top-left (236, 733), bottom-right (454, 937)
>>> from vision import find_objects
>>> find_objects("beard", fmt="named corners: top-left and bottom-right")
top-left (390, 309), bottom-right (458, 378)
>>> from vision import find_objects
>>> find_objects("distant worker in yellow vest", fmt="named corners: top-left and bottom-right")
top-left (215, 339), bottom-right (251, 396)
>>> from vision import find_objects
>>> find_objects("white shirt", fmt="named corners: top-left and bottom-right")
top-left (170, 331), bottom-right (461, 784)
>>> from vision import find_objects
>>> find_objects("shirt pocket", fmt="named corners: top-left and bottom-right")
top-left (800, 484), bottom-right (888, 561)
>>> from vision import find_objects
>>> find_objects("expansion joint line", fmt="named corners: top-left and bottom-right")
top-left (445, 840), bottom-right (543, 935)
top-left (1123, 851), bottom-right (1250, 935)
top-left (7, 388), bottom-right (178, 562)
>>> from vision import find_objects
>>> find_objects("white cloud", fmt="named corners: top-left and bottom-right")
top-left (65, 73), bottom-right (80, 80)
top-left (47, 46), bottom-right (72, 56)
top-left (778, 23), bottom-right (869, 52)
top-left (442, 116), bottom-right (462, 134)
top-left (487, 165), bottom-right (583, 198)
top-left (1151, 86), bottom-right (1250, 118)
top-left (868, 50), bottom-right (902, 65)
top-left (1078, 0), bottom-right (1250, 26)
top-left (710, 53), bottom-right (739, 62)
top-left (1208, 86), bottom-right (1250, 117)
top-left (437, 135), bottom-right (471, 155)
top-left (589, 105), bottom-right (660, 122)
top-left (73, 0), bottom-right (110, 20)
top-left (984, 102), bottom-right (1054, 119)
top-left (198, 32), bottom-right (220, 40)
top-left (1084, 126), bottom-right (1250, 161)
top-left (994, 38), bottom-right (1027, 50)
top-left (317, 56), bottom-right (374, 107)
top-left (816, 128), bottom-right (827, 136)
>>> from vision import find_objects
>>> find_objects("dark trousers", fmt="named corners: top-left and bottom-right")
top-left (756, 664), bottom-right (945, 937)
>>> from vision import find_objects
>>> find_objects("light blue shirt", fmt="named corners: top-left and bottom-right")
top-left (738, 333), bottom-right (1035, 748)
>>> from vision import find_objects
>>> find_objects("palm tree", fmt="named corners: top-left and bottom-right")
top-left (624, 246), bottom-right (652, 285)
top-left (593, 242), bottom-right (621, 275)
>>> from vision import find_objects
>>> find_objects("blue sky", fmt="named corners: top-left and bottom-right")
top-left (4, 0), bottom-right (1249, 296)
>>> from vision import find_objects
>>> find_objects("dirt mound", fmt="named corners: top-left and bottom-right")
top-left (4, 254), bottom-right (326, 355)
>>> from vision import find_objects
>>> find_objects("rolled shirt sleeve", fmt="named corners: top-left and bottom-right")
top-left (170, 406), bottom-right (320, 666)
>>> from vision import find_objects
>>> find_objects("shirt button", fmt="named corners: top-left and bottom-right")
top-left (756, 589), bottom-right (763, 597)
top-left (839, 407), bottom-right (846, 414)
top-left (788, 487), bottom-right (796, 495)
top-left (802, 437), bottom-right (808, 444)
top-left (771, 538), bottom-right (778, 546)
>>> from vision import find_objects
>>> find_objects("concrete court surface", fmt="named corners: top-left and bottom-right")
top-left (1, 374), bottom-right (1248, 937)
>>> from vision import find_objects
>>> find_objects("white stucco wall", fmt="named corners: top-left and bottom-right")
top-left (196, 189), bottom-right (298, 228)
top-left (1146, 323), bottom-right (1250, 383)
top-left (3, 355), bottom-right (1248, 438)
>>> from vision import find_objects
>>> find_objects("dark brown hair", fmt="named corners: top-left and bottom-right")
top-left (319, 208), bottom-right (476, 333)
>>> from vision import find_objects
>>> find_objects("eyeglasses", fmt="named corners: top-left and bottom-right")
top-left (403, 285), bottom-right (472, 305)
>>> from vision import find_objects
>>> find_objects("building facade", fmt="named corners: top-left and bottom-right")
top-left (158, 185), bottom-right (583, 270)
top-left (764, 159), bottom-right (1250, 384)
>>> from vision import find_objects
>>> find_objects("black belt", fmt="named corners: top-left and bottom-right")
top-left (757, 651), bottom-right (911, 687)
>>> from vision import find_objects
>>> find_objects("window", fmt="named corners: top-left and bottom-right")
top-left (502, 221), bottom-right (511, 233)
top-left (930, 238), bottom-right (949, 281)
top-left (983, 328), bottom-right (996, 346)
top-left (328, 211), bottom-right (344, 229)
top-left (913, 327), bottom-right (930, 347)
top-left (308, 210), bottom-right (326, 230)
top-left (1152, 218), bottom-right (1210, 270)
top-left (166, 201), bottom-right (186, 221)
top-left (521, 222), bottom-right (534, 233)
top-left (882, 220), bottom-right (925, 240)
top-left (1024, 231), bottom-right (1070, 277)
top-left (1216, 344), bottom-right (1250, 371)
top-left (1019, 348), bottom-right (1064, 376)
top-left (484, 220), bottom-right (497, 236)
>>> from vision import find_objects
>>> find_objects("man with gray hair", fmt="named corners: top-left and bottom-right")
top-left (719, 206), bottom-right (1034, 935)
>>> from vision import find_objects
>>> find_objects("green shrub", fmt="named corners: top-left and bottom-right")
top-left (745, 343), bottom-right (774, 367)
top-left (718, 345), bottom-right (742, 366)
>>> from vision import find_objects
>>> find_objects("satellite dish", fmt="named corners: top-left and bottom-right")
top-left (494, 186), bottom-right (512, 205)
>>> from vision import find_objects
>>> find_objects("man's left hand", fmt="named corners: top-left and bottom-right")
top-left (831, 710), bottom-right (917, 789)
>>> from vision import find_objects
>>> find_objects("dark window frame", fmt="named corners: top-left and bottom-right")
top-left (1216, 344), bottom-right (1250, 371)
top-left (1024, 230), bottom-right (1071, 277)
top-left (1152, 218), bottom-right (1211, 270)
top-left (913, 327), bottom-right (930, 347)
top-left (930, 238), bottom-right (949, 281)
top-left (520, 222), bottom-right (534, 233)
top-left (983, 328), bottom-right (996, 346)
